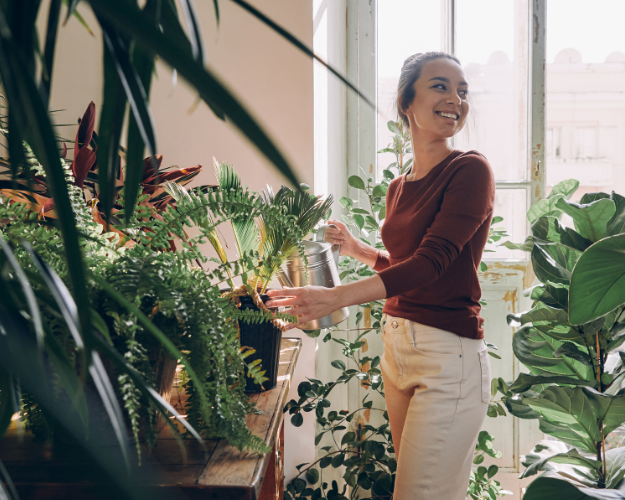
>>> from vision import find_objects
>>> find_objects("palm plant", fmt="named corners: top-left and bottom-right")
top-left (165, 159), bottom-right (332, 294)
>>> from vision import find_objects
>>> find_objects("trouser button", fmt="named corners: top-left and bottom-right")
top-left (391, 321), bottom-right (399, 329)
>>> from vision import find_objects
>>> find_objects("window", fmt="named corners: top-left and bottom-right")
top-left (546, 0), bottom-right (624, 199)
top-left (546, 127), bottom-right (561, 160)
top-left (575, 127), bottom-right (596, 160)
top-left (376, 0), bottom-right (541, 260)
top-left (376, 1), bottom-right (442, 178)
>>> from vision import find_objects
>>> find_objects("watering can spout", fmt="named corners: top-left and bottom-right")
top-left (280, 224), bottom-right (349, 329)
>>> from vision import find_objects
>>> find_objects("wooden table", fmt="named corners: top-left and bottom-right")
top-left (0, 337), bottom-right (302, 500)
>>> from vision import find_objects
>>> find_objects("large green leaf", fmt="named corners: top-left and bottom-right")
top-left (512, 326), bottom-right (593, 381)
top-left (509, 373), bottom-right (597, 394)
top-left (524, 476), bottom-right (625, 500)
top-left (508, 302), bottom-right (569, 327)
top-left (607, 192), bottom-right (625, 236)
top-left (525, 386), bottom-right (601, 453)
top-left (606, 447), bottom-right (625, 489)
top-left (556, 197), bottom-right (616, 242)
top-left (581, 387), bottom-right (625, 436)
top-left (531, 282), bottom-right (569, 310)
top-left (532, 217), bottom-right (593, 252)
top-left (569, 234), bottom-right (625, 325)
top-left (88, 0), bottom-right (300, 188)
top-left (505, 395), bottom-right (541, 419)
top-left (528, 194), bottom-right (566, 223)
top-left (532, 240), bottom-right (572, 285)
top-left (520, 449), bottom-right (601, 479)
top-left (549, 179), bottom-right (580, 200)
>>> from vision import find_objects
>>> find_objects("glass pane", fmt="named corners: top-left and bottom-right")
top-left (377, 1), bottom-right (442, 177)
top-left (454, 0), bottom-right (529, 182)
top-left (546, 0), bottom-right (625, 201)
top-left (487, 189), bottom-right (528, 260)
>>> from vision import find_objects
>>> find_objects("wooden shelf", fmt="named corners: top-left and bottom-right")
top-left (0, 337), bottom-right (302, 500)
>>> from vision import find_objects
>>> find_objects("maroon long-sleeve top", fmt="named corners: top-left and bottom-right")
top-left (374, 150), bottom-right (495, 339)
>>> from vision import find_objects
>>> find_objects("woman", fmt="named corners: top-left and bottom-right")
top-left (266, 52), bottom-right (495, 499)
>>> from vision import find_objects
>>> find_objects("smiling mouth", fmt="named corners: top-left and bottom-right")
top-left (436, 111), bottom-right (459, 120)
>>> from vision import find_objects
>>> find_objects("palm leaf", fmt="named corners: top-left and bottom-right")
top-left (0, 20), bottom-right (93, 366)
top-left (87, 0), bottom-right (300, 187)
top-left (213, 158), bottom-right (260, 258)
top-left (40, 0), bottom-right (62, 106)
top-left (230, 0), bottom-right (375, 109)
top-left (124, 0), bottom-right (158, 223)
top-left (163, 180), bottom-right (229, 266)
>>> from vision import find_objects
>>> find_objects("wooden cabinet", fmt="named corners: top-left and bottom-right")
top-left (0, 338), bottom-right (302, 500)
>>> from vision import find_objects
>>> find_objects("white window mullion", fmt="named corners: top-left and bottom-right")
top-left (529, 0), bottom-right (546, 205)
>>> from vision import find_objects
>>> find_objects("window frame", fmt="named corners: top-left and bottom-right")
top-left (346, 0), bottom-right (546, 248)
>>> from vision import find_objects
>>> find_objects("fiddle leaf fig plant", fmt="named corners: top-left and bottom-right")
top-left (492, 181), bottom-right (625, 498)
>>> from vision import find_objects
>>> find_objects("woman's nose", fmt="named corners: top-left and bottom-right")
top-left (447, 94), bottom-right (461, 106)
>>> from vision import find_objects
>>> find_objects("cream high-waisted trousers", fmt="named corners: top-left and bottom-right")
top-left (380, 315), bottom-right (490, 500)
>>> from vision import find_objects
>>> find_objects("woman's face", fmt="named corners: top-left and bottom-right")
top-left (402, 58), bottom-right (469, 139)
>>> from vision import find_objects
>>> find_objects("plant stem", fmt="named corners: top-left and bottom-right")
top-left (596, 331), bottom-right (602, 389)
top-left (596, 330), bottom-right (607, 483)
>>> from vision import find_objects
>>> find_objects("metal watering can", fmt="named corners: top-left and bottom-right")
top-left (277, 224), bottom-right (350, 330)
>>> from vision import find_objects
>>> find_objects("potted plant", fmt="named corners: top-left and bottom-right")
top-left (165, 160), bottom-right (333, 391)
top-left (489, 180), bottom-right (625, 498)
top-left (0, 103), bottom-right (303, 459)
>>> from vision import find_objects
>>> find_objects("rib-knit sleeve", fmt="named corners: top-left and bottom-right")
top-left (377, 155), bottom-right (495, 298)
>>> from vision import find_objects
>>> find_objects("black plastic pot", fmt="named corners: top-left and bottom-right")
top-left (238, 293), bottom-right (283, 393)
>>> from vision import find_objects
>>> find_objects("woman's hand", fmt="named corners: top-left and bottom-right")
top-left (325, 220), bottom-right (383, 268)
top-left (266, 286), bottom-right (341, 331)
top-left (324, 220), bottom-right (359, 257)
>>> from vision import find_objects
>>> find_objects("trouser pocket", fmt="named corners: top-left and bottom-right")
top-left (478, 350), bottom-right (491, 404)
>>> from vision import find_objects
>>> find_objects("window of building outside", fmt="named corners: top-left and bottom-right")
top-left (377, 0), bottom-right (530, 260)
top-left (546, 0), bottom-right (625, 200)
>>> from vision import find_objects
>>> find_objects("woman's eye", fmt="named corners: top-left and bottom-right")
top-left (432, 84), bottom-right (446, 90)
top-left (460, 90), bottom-right (469, 97)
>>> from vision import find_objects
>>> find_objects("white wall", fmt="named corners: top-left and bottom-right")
top-left (37, 0), bottom-right (316, 480)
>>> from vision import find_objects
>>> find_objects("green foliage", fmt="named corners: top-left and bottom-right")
top-left (496, 181), bottom-right (625, 497)
top-left (2, 150), bottom-right (310, 460)
top-left (163, 162), bottom-right (330, 292)
top-left (284, 121), bottom-right (506, 500)
top-left (469, 432), bottom-right (512, 499)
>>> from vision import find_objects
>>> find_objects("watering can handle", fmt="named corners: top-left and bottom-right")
top-left (316, 224), bottom-right (341, 265)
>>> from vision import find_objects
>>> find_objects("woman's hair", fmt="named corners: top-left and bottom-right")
top-left (396, 52), bottom-right (462, 128)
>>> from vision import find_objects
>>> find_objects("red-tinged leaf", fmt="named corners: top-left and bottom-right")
top-left (158, 165), bottom-right (201, 182)
top-left (0, 189), bottom-right (50, 214)
top-left (74, 101), bottom-right (96, 160)
top-left (43, 198), bottom-right (55, 212)
top-left (91, 202), bottom-right (127, 244)
top-left (142, 154), bottom-right (163, 181)
top-left (72, 147), bottom-right (97, 188)
top-left (139, 184), bottom-right (159, 195)
top-left (61, 142), bottom-right (67, 158)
